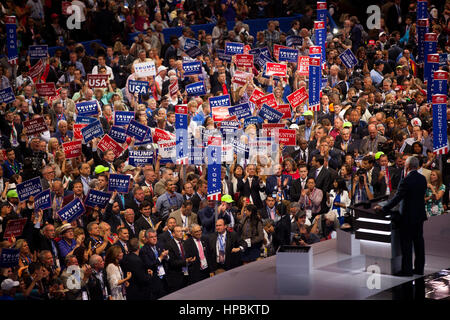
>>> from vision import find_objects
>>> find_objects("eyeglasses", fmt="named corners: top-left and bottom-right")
top-left (46, 171), bottom-right (55, 174)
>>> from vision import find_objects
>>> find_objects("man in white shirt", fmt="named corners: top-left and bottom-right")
top-left (91, 55), bottom-right (114, 80)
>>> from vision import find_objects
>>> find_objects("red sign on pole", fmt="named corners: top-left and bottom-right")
top-left (28, 59), bottom-right (45, 80)
top-left (87, 74), bottom-right (109, 88)
top-left (3, 218), bottom-right (28, 238)
top-left (36, 83), bottom-right (56, 96)
top-left (23, 117), bottom-right (49, 136)
top-left (276, 129), bottom-right (296, 146)
top-left (265, 63), bottom-right (287, 77)
top-left (175, 105), bottom-right (188, 114)
top-left (235, 54), bottom-right (254, 68)
top-left (287, 87), bottom-right (308, 108)
top-left (63, 140), bottom-right (82, 159)
top-left (97, 134), bottom-right (124, 157)
top-left (297, 56), bottom-right (310, 76)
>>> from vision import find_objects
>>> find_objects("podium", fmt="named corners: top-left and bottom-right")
top-left (276, 245), bottom-right (313, 275)
top-left (349, 197), bottom-right (402, 275)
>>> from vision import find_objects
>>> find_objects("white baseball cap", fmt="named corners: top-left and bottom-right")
top-left (411, 117), bottom-right (422, 127)
top-left (1, 279), bottom-right (20, 291)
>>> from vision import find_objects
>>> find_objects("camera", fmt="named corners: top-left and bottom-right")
top-left (356, 168), bottom-right (366, 185)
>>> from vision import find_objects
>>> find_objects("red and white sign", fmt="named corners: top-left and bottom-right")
top-left (152, 128), bottom-right (175, 144)
top-left (63, 140), bottom-right (82, 159)
top-left (211, 106), bottom-right (230, 122)
top-left (309, 57), bottom-right (321, 66)
top-left (3, 218), bottom-right (28, 238)
top-left (5, 16), bottom-right (16, 24)
top-left (427, 54), bottom-right (439, 63)
top-left (275, 104), bottom-right (292, 120)
top-left (97, 134), bottom-right (125, 157)
top-left (87, 74), bottom-right (109, 88)
top-left (249, 88), bottom-right (265, 104)
top-left (273, 44), bottom-right (290, 61)
top-left (417, 19), bottom-right (428, 27)
top-left (134, 61), bottom-right (156, 77)
top-left (243, 45), bottom-right (251, 54)
top-left (169, 80), bottom-right (179, 96)
top-left (257, 93), bottom-right (277, 108)
top-left (208, 136), bottom-right (222, 146)
top-left (23, 117), bottom-right (48, 136)
top-left (309, 46), bottom-right (322, 55)
top-left (232, 70), bottom-right (253, 86)
top-left (28, 59), bottom-right (46, 80)
top-left (424, 33), bottom-right (438, 42)
top-left (433, 70), bottom-right (448, 80)
top-left (235, 54), bottom-right (254, 68)
top-left (297, 56), bottom-right (310, 76)
top-left (314, 21), bottom-right (325, 30)
top-left (432, 95), bottom-right (446, 104)
top-left (36, 83), bottom-right (56, 96)
top-left (317, 2), bottom-right (327, 10)
top-left (265, 62), bottom-right (287, 77)
top-left (276, 129), bottom-right (296, 146)
top-left (175, 104), bottom-right (188, 114)
top-left (287, 87), bottom-right (308, 108)
top-left (262, 123), bottom-right (286, 130)
top-left (73, 123), bottom-right (88, 140)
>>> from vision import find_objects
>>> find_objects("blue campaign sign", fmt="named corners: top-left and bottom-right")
top-left (58, 197), bottom-right (85, 223)
top-left (176, 106), bottom-right (188, 163)
top-left (255, 53), bottom-right (273, 68)
top-left (249, 48), bottom-right (260, 56)
top-left (432, 95), bottom-right (448, 154)
top-left (229, 102), bottom-right (252, 120)
top-left (260, 47), bottom-right (271, 59)
top-left (185, 46), bottom-right (203, 59)
top-left (439, 53), bottom-right (448, 66)
top-left (109, 126), bottom-right (127, 144)
top-left (134, 130), bottom-right (152, 146)
top-left (189, 145), bottom-right (204, 165)
top-left (225, 42), bottom-right (244, 55)
top-left (286, 35), bottom-right (303, 47)
top-left (232, 138), bottom-right (250, 159)
top-left (76, 115), bottom-right (97, 124)
top-left (183, 61), bottom-right (202, 76)
top-left (129, 150), bottom-right (154, 166)
top-left (417, 0), bottom-right (428, 20)
top-left (128, 80), bottom-right (149, 94)
top-left (416, 19), bottom-right (428, 63)
top-left (84, 189), bottom-right (111, 209)
top-left (206, 142), bottom-right (222, 200)
top-left (108, 174), bottom-right (131, 193)
top-left (216, 49), bottom-right (232, 62)
top-left (314, 21), bottom-right (326, 63)
top-left (114, 111), bottom-right (135, 126)
top-left (244, 116), bottom-right (263, 127)
top-left (126, 119), bottom-right (149, 141)
top-left (0, 87), bottom-right (16, 103)
top-left (0, 248), bottom-right (20, 268)
top-left (29, 45), bottom-right (48, 59)
top-left (339, 49), bottom-right (358, 69)
top-left (278, 48), bottom-right (299, 63)
top-left (209, 94), bottom-right (231, 108)
top-left (17, 177), bottom-right (43, 202)
top-left (6, 19), bottom-right (18, 63)
top-left (308, 57), bottom-right (321, 110)
top-left (259, 104), bottom-right (283, 123)
top-left (34, 189), bottom-right (51, 211)
top-left (184, 38), bottom-right (200, 51)
top-left (81, 119), bottom-right (104, 143)
top-left (76, 100), bottom-right (99, 116)
top-left (186, 81), bottom-right (206, 96)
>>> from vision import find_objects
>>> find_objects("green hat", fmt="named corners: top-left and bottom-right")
top-left (221, 195), bottom-right (234, 203)
top-left (375, 151), bottom-right (385, 160)
top-left (95, 165), bottom-right (110, 174)
top-left (343, 121), bottom-right (352, 128)
top-left (303, 110), bottom-right (313, 117)
top-left (6, 190), bottom-right (18, 198)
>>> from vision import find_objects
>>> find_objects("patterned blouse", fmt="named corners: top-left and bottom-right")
top-left (425, 184), bottom-right (446, 217)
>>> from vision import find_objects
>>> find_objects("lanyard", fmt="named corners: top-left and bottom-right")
top-left (166, 194), bottom-right (176, 206)
top-left (218, 234), bottom-right (225, 251)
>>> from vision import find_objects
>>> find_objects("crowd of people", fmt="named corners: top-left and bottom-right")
top-left (0, 0), bottom-right (449, 300)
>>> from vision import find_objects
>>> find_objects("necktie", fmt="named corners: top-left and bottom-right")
top-left (130, 224), bottom-right (135, 234)
top-left (178, 240), bottom-right (185, 259)
top-left (302, 151), bottom-right (306, 162)
top-left (149, 183), bottom-right (154, 196)
top-left (123, 242), bottom-right (128, 254)
top-left (222, 83), bottom-right (228, 95)
top-left (315, 169), bottom-right (320, 178)
top-left (197, 239), bottom-right (205, 264)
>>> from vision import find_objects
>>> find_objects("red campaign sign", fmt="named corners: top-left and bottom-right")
top-left (98, 134), bottom-right (125, 157)
top-left (87, 74), bottom-right (109, 88)
top-left (169, 80), bottom-right (178, 96)
top-left (152, 128), bottom-right (175, 144)
top-left (432, 95), bottom-right (446, 104)
top-left (273, 44), bottom-right (290, 61)
top-left (297, 56), bottom-right (310, 76)
top-left (317, 2), bottom-right (327, 10)
top-left (36, 83), bottom-right (56, 96)
top-left (249, 88), bottom-right (265, 104)
top-left (424, 33), bottom-right (438, 42)
top-left (235, 54), bottom-right (254, 68)
top-left (275, 104), bottom-right (292, 120)
top-left (287, 87), bottom-right (308, 108)
top-left (309, 57), bottom-right (321, 66)
top-left (63, 140), bottom-right (82, 159)
top-left (73, 123), bottom-right (88, 140)
top-left (211, 106), bottom-right (230, 122)
top-left (23, 117), bottom-right (48, 136)
top-left (433, 71), bottom-right (448, 80)
top-left (28, 59), bottom-right (45, 80)
top-left (262, 123), bottom-right (286, 129)
top-left (277, 129), bottom-right (296, 146)
top-left (208, 136), bottom-right (222, 146)
top-left (257, 93), bottom-right (277, 108)
top-left (3, 218), bottom-right (27, 238)
top-left (314, 21), bottom-right (325, 29)
top-left (427, 54), bottom-right (439, 63)
top-left (309, 46), bottom-right (322, 55)
top-left (5, 16), bottom-right (16, 24)
top-left (243, 45), bottom-right (251, 54)
top-left (417, 19), bottom-right (428, 27)
top-left (175, 105), bottom-right (188, 114)
top-left (232, 70), bottom-right (253, 86)
top-left (62, 1), bottom-right (71, 15)
top-left (265, 62), bottom-right (287, 77)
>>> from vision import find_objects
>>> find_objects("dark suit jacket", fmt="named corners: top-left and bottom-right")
top-left (184, 236), bottom-right (212, 284)
top-left (382, 170), bottom-right (427, 226)
top-left (237, 176), bottom-right (266, 209)
top-left (139, 242), bottom-right (167, 298)
top-left (207, 231), bottom-right (244, 272)
top-left (86, 270), bottom-right (108, 300)
top-left (308, 167), bottom-right (332, 193)
top-left (290, 178), bottom-right (307, 202)
top-left (121, 252), bottom-right (152, 300)
top-left (134, 215), bottom-right (159, 236)
top-left (265, 174), bottom-right (292, 197)
top-left (190, 192), bottom-right (206, 214)
top-left (334, 136), bottom-right (361, 155)
top-left (166, 238), bottom-right (188, 291)
top-left (273, 215), bottom-right (291, 252)
top-left (372, 166), bottom-right (401, 198)
top-left (123, 222), bottom-right (138, 239)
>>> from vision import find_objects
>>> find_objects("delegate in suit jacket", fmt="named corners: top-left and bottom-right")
top-left (237, 176), bottom-right (266, 209)
top-left (184, 236), bottom-right (212, 284)
top-left (207, 230), bottom-right (245, 272)
top-left (166, 238), bottom-right (188, 292)
top-left (265, 174), bottom-right (292, 197)
top-left (169, 209), bottom-right (198, 230)
top-left (121, 252), bottom-right (152, 300)
top-left (134, 214), bottom-right (160, 236)
top-left (139, 242), bottom-right (168, 299)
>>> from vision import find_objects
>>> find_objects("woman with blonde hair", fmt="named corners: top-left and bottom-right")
top-left (15, 239), bottom-right (34, 268)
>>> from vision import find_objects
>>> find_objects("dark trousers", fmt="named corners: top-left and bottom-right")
top-left (399, 222), bottom-right (425, 274)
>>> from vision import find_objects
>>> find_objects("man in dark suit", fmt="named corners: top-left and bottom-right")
top-left (123, 209), bottom-right (138, 239)
top-left (165, 226), bottom-right (194, 293)
top-left (386, 0), bottom-right (403, 33)
top-left (272, 203), bottom-right (291, 252)
top-left (46, 57), bottom-right (60, 83)
top-left (184, 224), bottom-right (213, 285)
top-left (265, 164), bottom-right (292, 199)
top-left (211, 72), bottom-right (233, 104)
top-left (308, 154), bottom-right (332, 193)
top-left (164, 36), bottom-right (180, 67)
top-left (114, 227), bottom-right (130, 255)
top-left (237, 164), bottom-right (266, 209)
top-left (139, 228), bottom-right (169, 299)
top-left (334, 127), bottom-right (360, 156)
top-left (207, 218), bottom-right (245, 274)
top-left (258, 195), bottom-right (278, 221)
top-left (134, 200), bottom-right (160, 236)
top-left (86, 254), bottom-right (109, 300)
top-left (158, 217), bottom-right (177, 248)
top-left (290, 165), bottom-right (309, 202)
top-left (372, 154), bottom-right (401, 198)
top-left (121, 238), bottom-right (153, 300)
top-left (376, 156), bottom-right (427, 276)
top-left (190, 179), bottom-right (208, 213)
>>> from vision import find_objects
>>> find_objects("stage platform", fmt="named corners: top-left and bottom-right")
top-left (161, 214), bottom-right (450, 300)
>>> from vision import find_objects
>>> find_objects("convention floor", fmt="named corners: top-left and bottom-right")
top-left (162, 214), bottom-right (450, 300)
